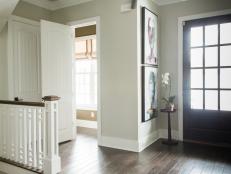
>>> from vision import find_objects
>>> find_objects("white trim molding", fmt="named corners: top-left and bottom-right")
top-left (100, 131), bottom-right (159, 153)
top-left (67, 16), bottom-right (102, 146)
top-left (177, 9), bottom-right (231, 141)
top-left (138, 131), bottom-right (159, 152)
top-left (100, 136), bottom-right (139, 152)
top-left (22, 0), bottom-right (94, 11)
top-left (76, 119), bottom-right (97, 129)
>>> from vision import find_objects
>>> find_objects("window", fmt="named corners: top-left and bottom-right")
top-left (75, 36), bottom-right (97, 110)
top-left (189, 22), bottom-right (231, 111)
top-left (75, 36), bottom-right (96, 59)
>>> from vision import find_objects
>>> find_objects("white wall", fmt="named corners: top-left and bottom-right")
top-left (159, 0), bottom-right (231, 133)
top-left (0, 24), bottom-right (8, 100)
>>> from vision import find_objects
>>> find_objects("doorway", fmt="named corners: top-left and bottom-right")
top-left (69, 17), bottom-right (101, 144)
top-left (183, 14), bottom-right (231, 146)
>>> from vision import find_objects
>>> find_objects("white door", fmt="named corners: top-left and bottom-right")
top-left (41, 20), bottom-right (75, 142)
top-left (11, 21), bottom-right (41, 101)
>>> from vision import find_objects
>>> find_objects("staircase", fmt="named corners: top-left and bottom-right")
top-left (0, 96), bottom-right (61, 174)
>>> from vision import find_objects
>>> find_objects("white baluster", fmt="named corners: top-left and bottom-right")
top-left (37, 108), bottom-right (44, 169)
top-left (43, 96), bottom-right (61, 174)
top-left (23, 107), bottom-right (28, 165)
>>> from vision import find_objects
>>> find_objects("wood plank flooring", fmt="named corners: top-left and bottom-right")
top-left (59, 127), bottom-right (231, 174)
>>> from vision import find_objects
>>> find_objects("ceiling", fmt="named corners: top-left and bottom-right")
top-left (0, 0), bottom-right (19, 31)
top-left (154, 0), bottom-right (189, 6)
top-left (22, 0), bottom-right (191, 11)
top-left (22, 0), bottom-right (94, 11)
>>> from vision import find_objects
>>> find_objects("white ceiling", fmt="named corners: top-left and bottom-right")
top-left (154, 0), bottom-right (189, 6)
top-left (22, 0), bottom-right (191, 11)
top-left (0, 0), bottom-right (19, 31)
top-left (22, 0), bottom-right (94, 11)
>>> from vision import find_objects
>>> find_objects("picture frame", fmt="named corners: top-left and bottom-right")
top-left (142, 66), bottom-right (158, 122)
top-left (142, 7), bottom-right (158, 65)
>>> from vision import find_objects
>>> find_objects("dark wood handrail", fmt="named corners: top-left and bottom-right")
top-left (0, 100), bottom-right (45, 107)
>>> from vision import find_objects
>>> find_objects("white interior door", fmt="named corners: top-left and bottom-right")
top-left (41, 20), bottom-right (75, 143)
top-left (11, 21), bottom-right (41, 101)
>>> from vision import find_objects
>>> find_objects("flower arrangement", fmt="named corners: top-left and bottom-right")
top-left (161, 73), bottom-right (176, 110)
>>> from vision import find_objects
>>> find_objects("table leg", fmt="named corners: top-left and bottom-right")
top-left (168, 112), bottom-right (171, 141)
top-left (162, 112), bottom-right (178, 145)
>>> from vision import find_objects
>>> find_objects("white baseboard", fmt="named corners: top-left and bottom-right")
top-left (96, 129), bottom-right (179, 153)
top-left (76, 119), bottom-right (97, 129)
top-left (138, 131), bottom-right (159, 152)
top-left (99, 136), bottom-right (139, 152)
top-left (0, 161), bottom-right (37, 174)
top-left (158, 129), bottom-right (179, 140)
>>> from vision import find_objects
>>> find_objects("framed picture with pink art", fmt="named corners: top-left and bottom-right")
top-left (142, 7), bottom-right (158, 65)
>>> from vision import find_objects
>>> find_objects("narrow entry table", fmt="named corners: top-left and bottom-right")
top-left (160, 109), bottom-right (178, 145)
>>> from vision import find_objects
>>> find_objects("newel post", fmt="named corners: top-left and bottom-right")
top-left (42, 96), bottom-right (61, 174)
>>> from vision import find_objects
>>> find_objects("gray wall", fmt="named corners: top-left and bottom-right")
top-left (10, 0), bottom-right (231, 145)
top-left (159, 0), bottom-right (231, 131)
top-left (51, 0), bottom-right (138, 140)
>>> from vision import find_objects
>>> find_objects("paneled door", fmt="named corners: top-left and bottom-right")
top-left (11, 21), bottom-right (41, 101)
top-left (41, 20), bottom-right (75, 142)
top-left (183, 14), bottom-right (231, 146)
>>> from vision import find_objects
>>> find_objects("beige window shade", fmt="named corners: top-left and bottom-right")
top-left (75, 37), bottom-right (96, 59)
top-left (75, 40), bottom-right (87, 59)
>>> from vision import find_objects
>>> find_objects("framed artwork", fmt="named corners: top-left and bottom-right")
top-left (142, 66), bottom-right (158, 122)
top-left (142, 7), bottom-right (158, 65)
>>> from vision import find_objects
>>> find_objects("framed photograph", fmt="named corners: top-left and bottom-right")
top-left (142, 66), bottom-right (158, 122)
top-left (142, 7), bottom-right (158, 65)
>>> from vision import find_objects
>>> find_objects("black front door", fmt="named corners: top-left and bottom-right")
top-left (183, 14), bottom-right (231, 146)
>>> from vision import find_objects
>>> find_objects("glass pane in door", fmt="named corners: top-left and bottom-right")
top-left (220, 68), bottom-right (231, 88)
top-left (220, 23), bottom-right (231, 44)
top-left (205, 25), bottom-right (218, 45)
top-left (205, 69), bottom-right (218, 88)
top-left (191, 27), bottom-right (203, 47)
top-left (205, 47), bottom-right (218, 67)
top-left (205, 90), bottom-right (218, 110)
top-left (221, 46), bottom-right (231, 66)
top-left (191, 90), bottom-right (203, 109)
top-left (191, 69), bottom-right (203, 88)
top-left (191, 48), bottom-right (203, 67)
top-left (220, 90), bottom-right (231, 111)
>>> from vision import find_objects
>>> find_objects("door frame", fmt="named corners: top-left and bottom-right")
top-left (178, 9), bottom-right (231, 141)
top-left (67, 17), bottom-right (102, 145)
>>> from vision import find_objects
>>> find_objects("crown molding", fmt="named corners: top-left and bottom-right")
top-left (153, 0), bottom-right (189, 6)
top-left (22, 0), bottom-right (94, 11)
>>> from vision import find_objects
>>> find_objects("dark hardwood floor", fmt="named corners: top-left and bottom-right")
top-left (59, 127), bottom-right (231, 174)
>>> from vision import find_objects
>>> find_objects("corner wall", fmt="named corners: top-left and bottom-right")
top-left (136, 0), bottom-right (160, 151)
top-left (51, 0), bottom-right (139, 151)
